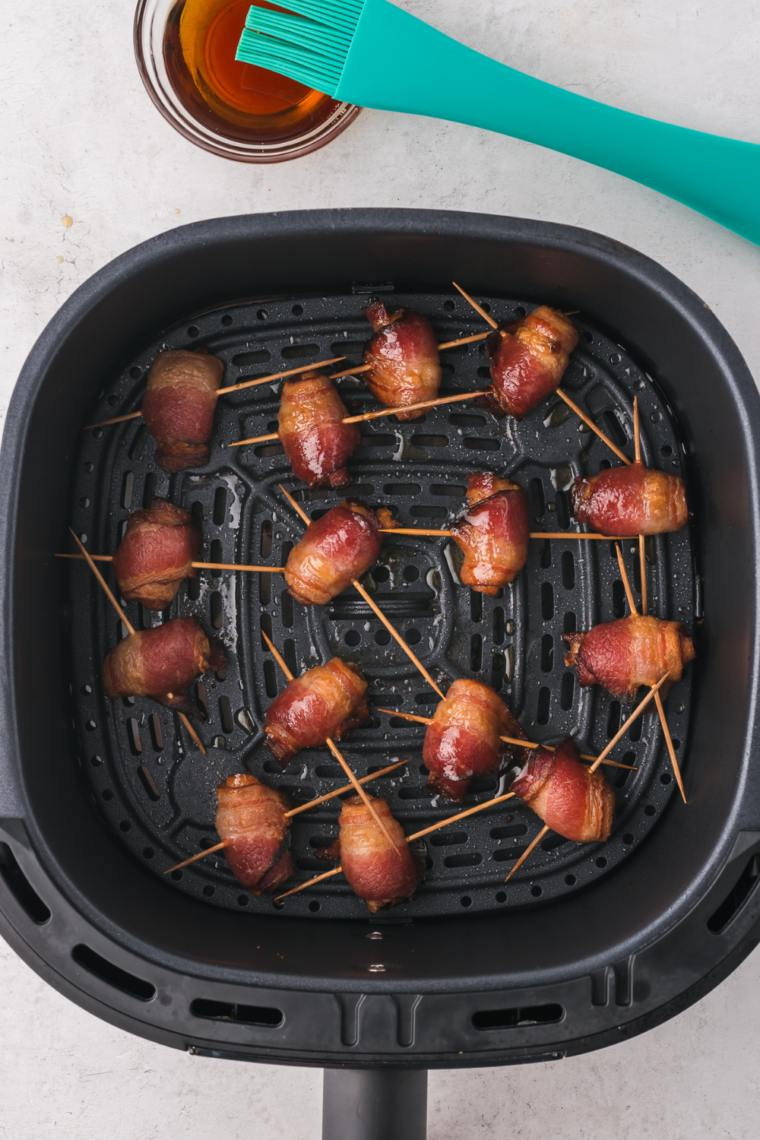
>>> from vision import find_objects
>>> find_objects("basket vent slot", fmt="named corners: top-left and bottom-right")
top-left (191, 999), bottom-right (282, 1026)
top-left (708, 852), bottom-right (760, 934)
top-left (0, 843), bottom-right (50, 924)
top-left (72, 944), bottom-right (155, 1001)
top-left (472, 1003), bottom-right (563, 1030)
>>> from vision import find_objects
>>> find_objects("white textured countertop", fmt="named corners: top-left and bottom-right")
top-left (2, 1), bottom-right (760, 1136)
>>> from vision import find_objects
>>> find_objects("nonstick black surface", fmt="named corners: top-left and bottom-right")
top-left (69, 289), bottom-right (695, 919)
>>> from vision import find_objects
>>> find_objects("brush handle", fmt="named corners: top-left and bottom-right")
top-left (338, 0), bottom-right (760, 246)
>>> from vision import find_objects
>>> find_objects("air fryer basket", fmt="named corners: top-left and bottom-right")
top-left (1, 210), bottom-right (759, 1070)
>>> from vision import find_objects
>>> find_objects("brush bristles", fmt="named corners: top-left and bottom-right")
top-left (236, 0), bottom-right (365, 97)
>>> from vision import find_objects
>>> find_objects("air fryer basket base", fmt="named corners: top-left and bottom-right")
top-left (1, 210), bottom-right (759, 1066)
top-left (70, 289), bottom-right (693, 919)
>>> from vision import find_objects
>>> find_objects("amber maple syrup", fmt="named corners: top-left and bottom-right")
top-left (164, 0), bottom-right (340, 143)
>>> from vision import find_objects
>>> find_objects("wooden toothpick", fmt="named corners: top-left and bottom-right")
top-left (633, 396), bottom-right (648, 614)
top-left (329, 332), bottom-right (490, 381)
top-left (227, 390), bottom-right (485, 448)
top-left (377, 529), bottom-right (629, 540)
top-left (69, 528), bottom-right (207, 755)
top-left (69, 529), bottom-right (135, 634)
top-left (277, 484), bottom-right (446, 700)
top-left (84, 357), bottom-right (349, 430)
top-left (274, 791), bottom-right (518, 902)
top-left (163, 840), bottom-right (228, 874)
top-left (218, 357), bottom-right (346, 396)
top-left (452, 282), bottom-right (498, 329)
top-left (554, 390), bottom-right (631, 466)
top-left (504, 824), bottom-right (550, 883)
top-left (284, 759), bottom-right (409, 818)
top-left (379, 709), bottom-right (637, 770)
top-left (588, 672), bottom-right (669, 774)
top-left (614, 543), bottom-right (686, 802)
top-left (57, 553), bottom-right (285, 573)
top-left (261, 630), bottom-right (400, 851)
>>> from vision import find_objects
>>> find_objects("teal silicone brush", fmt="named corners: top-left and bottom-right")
top-left (236, 0), bottom-right (760, 246)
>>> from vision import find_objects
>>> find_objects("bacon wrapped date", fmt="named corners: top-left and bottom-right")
top-left (511, 738), bottom-right (615, 844)
top-left (479, 306), bottom-right (578, 421)
top-left (450, 473), bottom-right (530, 595)
top-left (102, 616), bottom-right (224, 717)
top-left (284, 498), bottom-right (393, 606)
top-left (572, 463), bottom-right (688, 536)
top-left (423, 679), bottom-right (529, 802)
top-left (142, 349), bottom-right (223, 473)
top-left (264, 658), bottom-right (369, 767)
top-left (319, 795), bottom-right (422, 913)
top-left (562, 615), bottom-right (695, 702)
top-left (112, 497), bottom-right (201, 611)
top-left (215, 774), bottom-right (293, 894)
top-left (278, 370), bottom-right (361, 489)
top-left (362, 301), bottom-right (442, 420)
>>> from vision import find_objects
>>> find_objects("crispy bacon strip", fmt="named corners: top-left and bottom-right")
top-left (423, 679), bottom-right (529, 802)
top-left (112, 498), bottom-right (201, 611)
top-left (285, 499), bottom-right (392, 606)
top-left (479, 306), bottom-right (578, 420)
top-left (563, 614), bottom-right (695, 702)
top-left (511, 738), bottom-right (615, 843)
top-left (278, 370), bottom-right (362, 489)
top-left (142, 349), bottom-right (223, 473)
top-left (450, 473), bottom-right (530, 595)
top-left (215, 774), bottom-right (293, 894)
top-left (102, 616), bottom-right (224, 717)
top-left (264, 658), bottom-right (369, 767)
top-left (572, 463), bottom-right (688, 536)
top-left (362, 301), bottom-right (442, 420)
top-left (319, 796), bottom-right (422, 913)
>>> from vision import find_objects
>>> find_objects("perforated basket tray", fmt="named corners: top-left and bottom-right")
top-left (69, 287), bottom-right (695, 920)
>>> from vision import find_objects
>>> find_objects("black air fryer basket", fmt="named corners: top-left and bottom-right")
top-left (1, 211), bottom-right (760, 1101)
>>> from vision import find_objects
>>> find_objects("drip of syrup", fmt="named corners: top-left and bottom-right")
top-left (165, 0), bottom-right (340, 142)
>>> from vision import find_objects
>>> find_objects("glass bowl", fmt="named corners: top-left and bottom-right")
top-left (134, 0), bottom-right (362, 163)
